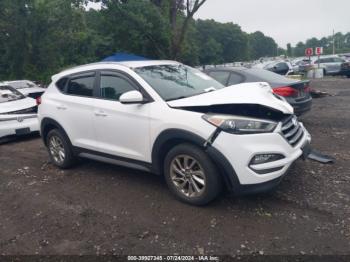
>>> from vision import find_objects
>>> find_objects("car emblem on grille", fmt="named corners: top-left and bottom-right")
top-left (17, 117), bottom-right (24, 123)
top-left (292, 117), bottom-right (297, 126)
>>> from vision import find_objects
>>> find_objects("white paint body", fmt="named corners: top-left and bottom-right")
top-left (38, 61), bottom-right (311, 186)
top-left (0, 97), bottom-right (39, 138)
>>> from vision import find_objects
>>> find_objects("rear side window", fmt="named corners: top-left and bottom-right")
top-left (207, 71), bottom-right (230, 85)
top-left (100, 74), bottom-right (136, 101)
top-left (228, 73), bottom-right (244, 86)
top-left (276, 62), bottom-right (289, 70)
top-left (56, 77), bottom-right (68, 92)
top-left (67, 75), bottom-right (95, 97)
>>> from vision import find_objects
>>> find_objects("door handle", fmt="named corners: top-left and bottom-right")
top-left (94, 110), bottom-right (108, 117)
top-left (57, 105), bottom-right (67, 110)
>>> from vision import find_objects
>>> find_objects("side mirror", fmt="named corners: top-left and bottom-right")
top-left (120, 90), bottom-right (145, 104)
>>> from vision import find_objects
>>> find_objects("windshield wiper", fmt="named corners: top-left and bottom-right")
top-left (166, 96), bottom-right (187, 102)
top-left (204, 87), bottom-right (217, 92)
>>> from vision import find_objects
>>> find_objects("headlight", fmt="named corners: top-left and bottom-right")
top-left (202, 114), bottom-right (277, 134)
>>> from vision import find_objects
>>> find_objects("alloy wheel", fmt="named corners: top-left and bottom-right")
top-left (170, 155), bottom-right (206, 198)
top-left (49, 135), bottom-right (66, 165)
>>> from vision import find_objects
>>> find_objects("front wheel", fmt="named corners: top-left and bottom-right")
top-left (164, 143), bottom-right (222, 205)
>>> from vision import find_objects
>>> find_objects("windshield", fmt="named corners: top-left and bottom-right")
top-left (0, 85), bottom-right (25, 103)
top-left (134, 64), bottom-right (224, 101)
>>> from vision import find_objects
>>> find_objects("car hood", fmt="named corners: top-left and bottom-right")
top-left (0, 97), bottom-right (36, 114)
top-left (17, 87), bottom-right (46, 95)
top-left (167, 82), bottom-right (294, 114)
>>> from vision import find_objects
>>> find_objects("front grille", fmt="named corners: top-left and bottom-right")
top-left (281, 115), bottom-right (304, 147)
top-left (1, 106), bottom-right (37, 115)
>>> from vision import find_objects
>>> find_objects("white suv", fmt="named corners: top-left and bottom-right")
top-left (38, 60), bottom-right (311, 205)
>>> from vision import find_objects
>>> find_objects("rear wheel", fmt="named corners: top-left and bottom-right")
top-left (46, 129), bottom-right (76, 169)
top-left (164, 143), bottom-right (222, 205)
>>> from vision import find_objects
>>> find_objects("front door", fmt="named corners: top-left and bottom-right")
top-left (93, 71), bottom-right (151, 162)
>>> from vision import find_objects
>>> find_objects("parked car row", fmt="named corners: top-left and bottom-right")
top-left (292, 55), bottom-right (350, 77)
top-left (36, 60), bottom-right (312, 205)
top-left (247, 54), bottom-right (350, 78)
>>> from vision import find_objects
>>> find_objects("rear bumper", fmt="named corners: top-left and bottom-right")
top-left (0, 115), bottom-right (39, 138)
top-left (289, 96), bottom-right (313, 116)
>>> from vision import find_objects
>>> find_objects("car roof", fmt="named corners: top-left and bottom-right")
top-left (52, 60), bottom-right (181, 80)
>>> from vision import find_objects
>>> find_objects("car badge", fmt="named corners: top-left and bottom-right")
top-left (17, 116), bottom-right (24, 123)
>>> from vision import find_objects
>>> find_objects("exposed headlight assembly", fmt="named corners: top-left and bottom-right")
top-left (202, 114), bottom-right (277, 134)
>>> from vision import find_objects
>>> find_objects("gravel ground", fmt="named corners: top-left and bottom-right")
top-left (0, 78), bottom-right (349, 256)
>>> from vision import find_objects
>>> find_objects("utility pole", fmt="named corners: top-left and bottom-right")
top-left (333, 29), bottom-right (335, 54)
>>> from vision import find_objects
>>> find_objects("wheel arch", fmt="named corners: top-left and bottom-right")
top-left (40, 118), bottom-right (72, 147)
top-left (151, 129), bottom-right (240, 191)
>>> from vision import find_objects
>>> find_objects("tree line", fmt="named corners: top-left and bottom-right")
top-left (0, 0), bottom-right (280, 83)
top-left (2, 0), bottom-right (348, 84)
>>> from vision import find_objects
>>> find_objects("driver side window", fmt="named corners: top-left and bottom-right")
top-left (100, 73), bottom-right (136, 101)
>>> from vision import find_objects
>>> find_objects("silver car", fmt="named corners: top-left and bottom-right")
top-left (313, 56), bottom-right (346, 75)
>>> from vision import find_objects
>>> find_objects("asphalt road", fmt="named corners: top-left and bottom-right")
top-left (0, 78), bottom-right (349, 256)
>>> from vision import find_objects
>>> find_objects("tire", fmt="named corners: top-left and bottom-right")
top-left (163, 143), bottom-right (222, 205)
top-left (46, 129), bottom-right (76, 169)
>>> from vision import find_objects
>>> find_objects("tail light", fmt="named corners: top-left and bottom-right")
top-left (273, 86), bottom-right (297, 97)
top-left (36, 96), bottom-right (42, 106)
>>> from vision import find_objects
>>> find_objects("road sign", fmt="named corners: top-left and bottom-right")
top-left (305, 48), bottom-right (313, 56)
top-left (315, 47), bottom-right (323, 56)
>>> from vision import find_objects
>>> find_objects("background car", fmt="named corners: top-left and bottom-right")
top-left (253, 61), bottom-right (293, 75)
top-left (205, 67), bottom-right (312, 116)
top-left (3, 80), bottom-right (46, 99)
top-left (312, 55), bottom-right (346, 75)
top-left (0, 84), bottom-right (39, 138)
top-left (340, 61), bottom-right (350, 78)
top-left (291, 58), bottom-right (312, 74)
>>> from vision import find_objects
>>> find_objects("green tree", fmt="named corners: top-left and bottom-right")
top-left (248, 31), bottom-right (278, 59)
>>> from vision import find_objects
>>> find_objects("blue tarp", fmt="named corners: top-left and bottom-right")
top-left (102, 53), bottom-right (150, 62)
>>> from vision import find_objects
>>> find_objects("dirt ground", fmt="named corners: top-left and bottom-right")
top-left (0, 78), bottom-right (349, 256)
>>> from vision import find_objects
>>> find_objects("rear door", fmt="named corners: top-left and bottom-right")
top-left (321, 58), bottom-right (337, 73)
top-left (332, 57), bottom-right (345, 73)
top-left (93, 70), bottom-right (151, 162)
top-left (53, 71), bottom-right (98, 150)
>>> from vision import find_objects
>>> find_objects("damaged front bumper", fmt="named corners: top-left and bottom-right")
top-left (0, 114), bottom-right (39, 138)
top-left (210, 121), bottom-right (311, 194)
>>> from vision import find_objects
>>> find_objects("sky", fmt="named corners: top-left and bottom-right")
top-left (194, 0), bottom-right (350, 48)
